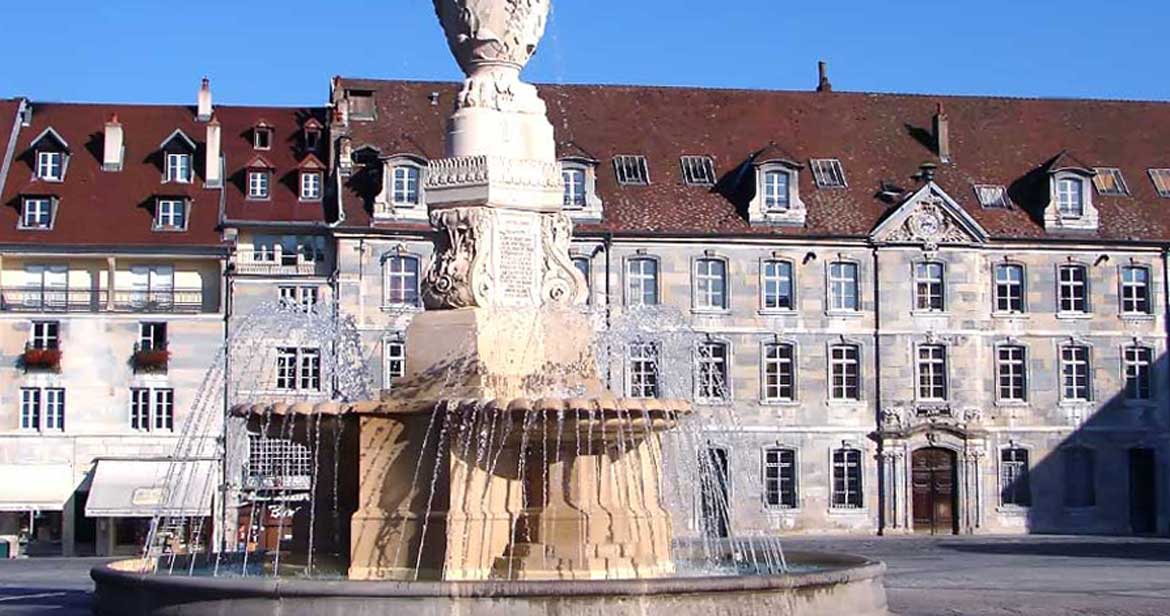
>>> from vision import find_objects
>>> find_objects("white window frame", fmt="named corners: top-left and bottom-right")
top-left (762, 447), bottom-right (798, 509)
top-left (20, 197), bottom-right (53, 229)
top-left (37, 151), bottom-right (64, 181)
top-left (810, 158), bottom-right (847, 188)
top-left (1059, 344), bottom-right (1092, 402)
top-left (999, 447), bottom-right (1031, 508)
top-left (763, 169), bottom-right (791, 211)
top-left (916, 344), bottom-right (948, 402)
top-left (827, 261), bottom-right (859, 313)
top-left (761, 259), bottom-right (795, 311)
top-left (300, 171), bottom-right (323, 201)
top-left (275, 347), bottom-right (321, 392)
top-left (1123, 345), bottom-right (1153, 401)
top-left (626, 341), bottom-right (661, 399)
top-left (693, 257), bottom-right (728, 311)
top-left (680, 155), bottom-right (716, 186)
top-left (830, 447), bottom-right (863, 510)
top-left (129, 387), bottom-right (173, 432)
top-left (974, 184), bottom-right (1010, 209)
top-left (165, 153), bottom-right (193, 183)
top-left (1149, 168), bottom-right (1170, 198)
top-left (625, 256), bottom-right (660, 307)
top-left (1057, 264), bottom-right (1089, 314)
top-left (828, 343), bottom-right (861, 401)
top-left (913, 262), bottom-right (945, 312)
top-left (995, 345), bottom-right (1028, 403)
top-left (254, 127), bottom-right (273, 150)
top-left (383, 254), bottom-right (421, 308)
top-left (248, 170), bottom-right (271, 199)
top-left (21, 387), bottom-right (65, 433)
top-left (613, 155), bottom-right (650, 186)
top-left (384, 335), bottom-right (406, 388)
top-left (993, 263), bottom-right (1026, 314)
top-left (1056, 177), bottom-right (1085, 218)
top-left (1092, 167), bottom-right (1129, 197)
top-left (138, 321), bottom-right (167, 351)
top-left (761, 342), bottom-right (796, 403)
top-left (30, 320), bottom-right (59, 350)
top-left (278, 285), bottom-right (320, 312)
top-left (695, 340), bottom-right (730, 403)
top-left (1120, 265), bottom-right (1152, 315)
top-left (562, 167), bottom-right (586, 208)
top-left (391, 165), bottom-right (422, 206)
top-left (155, 199), bottom-right (187, 230)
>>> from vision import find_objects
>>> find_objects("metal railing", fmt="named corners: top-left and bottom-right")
top-left (1, 287), bottom-right (207, 313)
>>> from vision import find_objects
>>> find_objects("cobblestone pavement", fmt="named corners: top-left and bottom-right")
top-left (1, 536), bottom-right (1169, 615)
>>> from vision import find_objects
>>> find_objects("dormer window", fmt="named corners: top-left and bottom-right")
top-left (563, 168), bottom-right (585, 207)
top-left (37, 151), bottom-right (64, 181)
top-left (303, 118), bottom-right (323, 152)
top-left (20, 197), bottom-right (54, 230)
top-left (392, 165), bottom-right (421, 205)
top-left (763, 170), bottom-right (790, 211)
top-left (301, 172), bottom-right (323, 201)
top-left (154, 198), bottom-right (188, 231)
top-left (253, 123), bottom-right (273, 150)
top-left (1056, 177), bottom-right (1085, 218)
top-left (614, 155), bottom-right (650, 186)
top-left (680, 156), bottom-right (716, 186)
top-left (166, 153), bottom-right (193, 183)
top-left (249, 171), bottom-right (270, 199)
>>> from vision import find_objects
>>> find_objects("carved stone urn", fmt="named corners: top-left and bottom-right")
top-left (433, 0), bottom-right (549, 75)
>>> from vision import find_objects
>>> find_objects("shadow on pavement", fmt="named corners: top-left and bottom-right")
top-left (937, 539), bottom-right (1170, 561)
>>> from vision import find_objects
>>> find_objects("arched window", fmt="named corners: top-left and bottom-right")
top-left (626, 257), bottom-right (659, 306)
top-left (694, 258), bottom-right (728, 310)
top-left (391, 165), bottom-right (421, 205)
top-left (1056, 177), bottom-right (1084, 218)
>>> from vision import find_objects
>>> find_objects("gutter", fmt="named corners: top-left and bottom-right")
top-left (0, 98), bottom-right (26, 201)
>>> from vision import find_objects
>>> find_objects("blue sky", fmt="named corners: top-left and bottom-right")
top-left (4, 0), bottom-right (1169, 106)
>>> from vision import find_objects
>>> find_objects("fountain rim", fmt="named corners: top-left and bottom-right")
top-left (93, 551), bottom-right (884, 599)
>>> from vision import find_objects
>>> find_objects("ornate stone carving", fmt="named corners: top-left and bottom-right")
top-left (540, 212), bottom-right (587, 305)
top-left (422, 208), bottom-right (495, 310)
top-left (885, 197), bottom-right (973, 250)
top-left (880, 406), bottom-right (906, 430)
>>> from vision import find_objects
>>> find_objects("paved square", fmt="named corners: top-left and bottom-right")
top-left (2, 536), bottom-right (1170, 615)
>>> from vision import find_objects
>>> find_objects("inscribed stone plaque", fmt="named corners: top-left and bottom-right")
top-left (492, 210), bottom-right (541, 306)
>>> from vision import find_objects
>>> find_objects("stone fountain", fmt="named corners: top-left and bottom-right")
top-left (91, 1), bottom-right (888, 613)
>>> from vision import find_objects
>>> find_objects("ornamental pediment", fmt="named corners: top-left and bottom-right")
top-left (870, 183), bottom-right (989, 249)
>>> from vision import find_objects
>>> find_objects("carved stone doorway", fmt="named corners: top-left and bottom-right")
top-left (912, 448), bottom-right (958, 535)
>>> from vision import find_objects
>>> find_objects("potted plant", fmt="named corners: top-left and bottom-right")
top-left (22, 344), bottom-right (62, 371)
top-left (132, 343), bottom-right (170, 373)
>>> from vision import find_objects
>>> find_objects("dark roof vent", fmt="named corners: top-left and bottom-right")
top-left (916, 162), bottom-right (938, 183)
top-left (817, 61), bottom-right (833, 93)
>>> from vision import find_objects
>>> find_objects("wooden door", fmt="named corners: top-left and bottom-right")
top-left (1130, 448), bottom-right (1157, 535)
top-left (912, 448), bottom-right (957, 535)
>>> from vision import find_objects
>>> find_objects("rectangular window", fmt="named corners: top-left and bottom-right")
top-left (914, 262), bottom-right (945, 312)
top-left (254, 128), bottom-right (272, 150)
top-left (129, 388), bottom-right (172, 432)
top-left (1063, 447), bottom-right (1096, 508)
top-left (385, 338), bottom-right (406, 387)
top-left (974, 184), bottom-right (1010, 209)
top-left (392, 166), bottom-right (420, 205)
top-left (278, 285), bottom-right (319, 311)
top-left (763, 448), bottom-right (797, 509)
top-left (23, 264), bottom-right (68, 311)
top-left (43, 388), bottom-right (65, 432)
top-left (155, 199), bottom-right (187, 230)
top-left (20, 388), bottom-right (41, 431)
top-left (1000, 448), bottom-right (1031, 507)
top-left (1149, 169), bottom-right (1170, 198)
top-left (126, 265), bottom-right (175, 310)
top-left (1092, 167), bottom-right (1129, 196)
top-left (763, 170), bottom-right (791, 211)
top-left (275, 348), bottom-right (321, 392)
top-left (1120, 266), bottom-right (1151, 315)
top-left (696, 341), bottom-right (729, 402)
top-left (917, 345), bottom-right (948, 401)
top-left (138, 322), bottom-right (167, 351)
top-left (996, 346), bottom-right (1027, 402)
top-left (762, 343), bottom-right (795, 403)
top-left (680, 156), bottom-right (716, 186)
top-left (22, 387), bottom-right (65, 432)
top-left (1058, 265), bottom-right (1088, 313)
top-left (762, 260), bottom-right (794, 310)
top-left (994, 264), bottom-right (1025, 313)
top-left (347, 90), bottom-right (375, 119)
top-left (1056, 178), bottom-right (1085, 218)
top-left (694, 258), bottom-right (727, 310)
top-left (30, 321), bottom-right (60, 350)
top-left (300, 172), bottom-right (323, 200)
top-left (829, 344), bottom-right (860, 401)
top-left (21, 197), bottom-right (53, 229)
top-left (248, 171), bottom-right (270, 199)
top-left (384, 255), bottom-right (420, 306)
top-left (828, 261), bottom-right (859, 312)
top-left (166, 153), bottom-right (192, 183)
top-left (626, 258), bottom-right (659, 306)
top-left (37, 151), bottom-right (64, 181)
top-left (613, 155), bottom-right (650, 186)
top-left (1124, 346), bottom-right (1152, 401)
top-left (627, 342), bottom-right (660, 399)
top-left (810, 158), bottom-right (847, 188)
top-left (831, 448), bottom-right (863, 509)
top-left (562, 168), bottom-right (586, 207)
top-left (1060, 345), bottom-right (1091, 401)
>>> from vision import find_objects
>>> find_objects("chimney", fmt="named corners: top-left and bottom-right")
top-left (205, 118), bottom-right (222, 187)
top-left (197, 78), bottom-right (213, 122)
top-left (817, 61), bottom-right (833, 93)
top-left (102, 114), bottom-right (124, 171)
top-left (933, 102), bottom-right (951, 163)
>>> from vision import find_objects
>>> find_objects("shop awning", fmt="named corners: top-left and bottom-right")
top-left (0, 464), bottom-right (76, 511)
top-left (85, 459), bottom-right (218, 518)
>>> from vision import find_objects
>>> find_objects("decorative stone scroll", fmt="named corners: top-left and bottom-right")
top-left (885, 197), bottom-right (974, 250)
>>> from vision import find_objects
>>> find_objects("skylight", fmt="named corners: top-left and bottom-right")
top-left (1148, 169), bottom-right (1170, 198)
top-left (1092, 168), bottom-right (1129, 196)
top-left (974, 184), bottom-right (1010, 209)
top-left (614, 155), bottom-right (650, 186)
top-left (680, 156), bottom-right (717, 186)
top-left (810, 158), bottom-right (847, 188)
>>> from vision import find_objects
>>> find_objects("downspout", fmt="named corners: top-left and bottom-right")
top-left (871, 244), bottom-right (884, 535)
top-left (604, 232), bottom-right (614, 389)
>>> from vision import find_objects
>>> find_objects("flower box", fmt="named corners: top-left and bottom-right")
top-left (132, 346), bottom-right (170, 373)
top-left (22, 346), bottom-right (62, 371)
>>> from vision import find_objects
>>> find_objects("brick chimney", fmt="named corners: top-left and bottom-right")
top-left (205, 118), bottom-right (222, 187)
top-left (197, 78), bottom-right (213, 122)
top-left (817, 61), bottom-right (833, 93)
top-left (102, 114), bottom-right (124, 172)
top-left (933, 102), bottom-right (951, 163)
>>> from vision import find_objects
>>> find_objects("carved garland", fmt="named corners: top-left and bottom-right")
top-left (422, 208), bottom-right (495, 310)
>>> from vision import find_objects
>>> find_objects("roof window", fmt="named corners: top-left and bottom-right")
top-left (974, 184), bottom-right (1010, 209)
top-left (614, 155), bottom-right (650, 186)
top-left (680, 156), bottom-right (717, 186)
top-left (810, 158), bottom-right (847, 188)
top-left (1149, 169), bottom-right (1170, 198)
top-left (1092, 167), bottom-right (1129, 196)
top-left (347, 90), bottom-right (375, 120)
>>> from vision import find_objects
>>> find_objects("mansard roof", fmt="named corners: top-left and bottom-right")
top-left (335, 77), bottom-right (1170, 242)
top-left (0, 101), bottom-right (331, 248)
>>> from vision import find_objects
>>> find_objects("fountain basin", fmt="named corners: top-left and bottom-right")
top-left (92, 551), bottom-right (887, 616)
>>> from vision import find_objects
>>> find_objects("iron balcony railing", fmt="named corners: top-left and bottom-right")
top-left (1, 288), bottom-right (207, 313)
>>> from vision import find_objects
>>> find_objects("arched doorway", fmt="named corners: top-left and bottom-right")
top-left (912, 448), bottom-right (958, 535)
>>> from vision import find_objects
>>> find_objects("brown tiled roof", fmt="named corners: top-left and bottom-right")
top-left (0, 101), bottom-right (330, 250)
top-left (336, 78), bottom-right (1170, 242)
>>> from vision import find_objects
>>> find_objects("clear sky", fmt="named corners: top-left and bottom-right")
top-left (4, 0), bottom-right (1169, 106)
